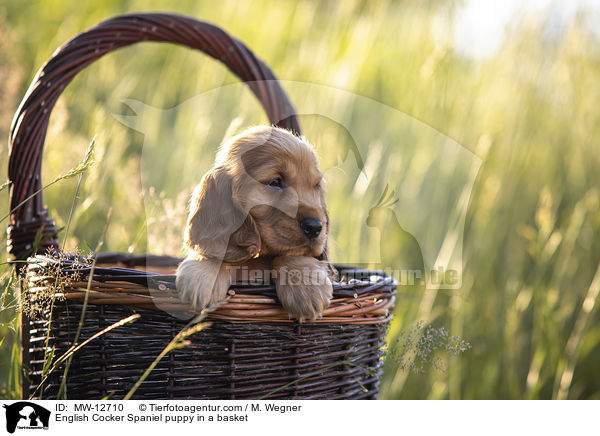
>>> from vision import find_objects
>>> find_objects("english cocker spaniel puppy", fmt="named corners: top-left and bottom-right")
top-left (176, 126), bottom-right (333, 321)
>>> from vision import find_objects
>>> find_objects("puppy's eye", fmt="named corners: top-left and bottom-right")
top-left (266, 178), bottom-right (283, 189)
top-left (314, 182), bottom-right (321, 190)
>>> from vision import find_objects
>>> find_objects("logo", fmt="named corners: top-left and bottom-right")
top-left (116, 82), bottom-right (482, 322)
top-left (2, 402), bottom-right (50, 434)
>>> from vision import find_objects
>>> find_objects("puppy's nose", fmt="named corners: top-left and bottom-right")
top-left (299, 218), bottom-right (322, 239)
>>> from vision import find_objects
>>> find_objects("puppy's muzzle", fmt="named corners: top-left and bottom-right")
top-left (299, 217), bottom-right (322, 239)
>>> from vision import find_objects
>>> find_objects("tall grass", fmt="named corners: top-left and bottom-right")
top-left (1, 0), bottom-right (599, 399)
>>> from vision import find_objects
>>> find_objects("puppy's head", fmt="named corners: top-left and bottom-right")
top-left (185, 126), bottom-right (329, 262)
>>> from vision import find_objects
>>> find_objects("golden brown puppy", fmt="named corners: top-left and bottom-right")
top-left (176, 126), bottom-right (333, 321)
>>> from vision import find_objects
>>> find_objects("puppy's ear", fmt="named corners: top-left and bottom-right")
top-left (185, 166), bottom-right (261, 262)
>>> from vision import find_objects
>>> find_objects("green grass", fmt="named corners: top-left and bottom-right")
top-left (1, 0), bottom-right (600, 399)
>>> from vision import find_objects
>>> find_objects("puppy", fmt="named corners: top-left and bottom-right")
top-left (176, 126), bottom-right (333, 321)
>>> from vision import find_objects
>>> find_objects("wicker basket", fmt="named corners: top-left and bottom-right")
top-left (8, 13), bottom-right (396, 400)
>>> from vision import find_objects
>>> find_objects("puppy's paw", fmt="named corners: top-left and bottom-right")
top-left (272, 256), bottom-right (333, 322)
top-left (175, 258), bottom-right (231, 311)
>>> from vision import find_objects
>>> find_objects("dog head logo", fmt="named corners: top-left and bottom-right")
top-left (3, 402), bottom-right (50, 433)
top-left (115, 81), bottom-right (482, 294)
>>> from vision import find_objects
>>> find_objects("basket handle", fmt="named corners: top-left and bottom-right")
top-left (7, 12), bottom-right (301, 259)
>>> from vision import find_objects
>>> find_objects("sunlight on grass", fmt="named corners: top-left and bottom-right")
top-left (1, 0), bottom-right (600, 399)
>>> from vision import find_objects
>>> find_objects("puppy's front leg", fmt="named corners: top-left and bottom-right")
top-left (176, 257), bottom-right (231, 310)
top-left (272, 256), bottom-right (333, 322)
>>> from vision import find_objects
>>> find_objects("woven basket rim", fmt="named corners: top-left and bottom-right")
top-left (25, 252), bottom-right (396, 325)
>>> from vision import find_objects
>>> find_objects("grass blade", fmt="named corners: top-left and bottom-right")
top-left (0, 137), bottom-right (95, 224)
top-left (123, 320), bottom-right (209, 400)
top-left (57, 207), bottom-right (111, 399)
top-left (29, 313), bottom-right (140, 399)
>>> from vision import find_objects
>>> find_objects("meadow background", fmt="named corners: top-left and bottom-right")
top-left (1, 0), bottom-right (600, 399)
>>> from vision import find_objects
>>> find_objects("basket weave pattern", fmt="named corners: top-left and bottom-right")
top-left (26, 255), bottom-right (394, 399)
top-left (30, 306), bottom-right (389, 399)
